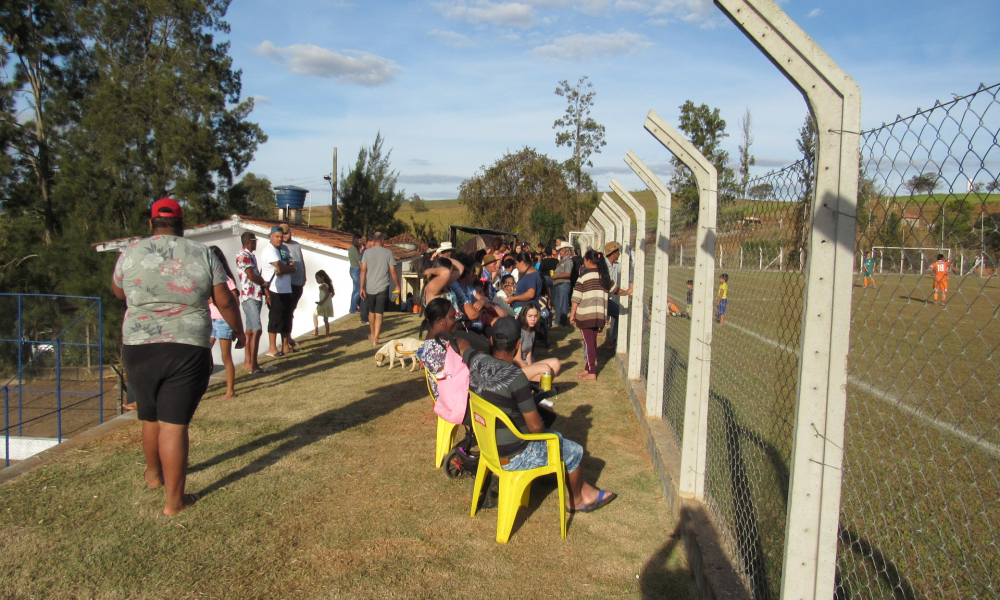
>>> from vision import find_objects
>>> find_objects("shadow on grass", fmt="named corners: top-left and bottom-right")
top-left (190, 378), bottom-right (424, 497)
top-left (638, 526), bottom-right (697, 600)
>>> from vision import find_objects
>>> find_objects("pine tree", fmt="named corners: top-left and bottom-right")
top-left (339, 132), bottom-right (408, 238)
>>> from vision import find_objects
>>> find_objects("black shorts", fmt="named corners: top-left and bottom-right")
top-left (368, 288), bottom-right (389, 314)
top-left (290, 285), bottom-right (304, 310)
top-left (268, 292), bottom-right (294, 334)
top-left (122, 343), bottom-right (213, 425)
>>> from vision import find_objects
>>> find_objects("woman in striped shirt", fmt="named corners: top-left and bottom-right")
top-left (570, 250), bottom-right (633, 380)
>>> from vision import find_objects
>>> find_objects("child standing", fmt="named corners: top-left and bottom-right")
top-left (312, 270), bottom-right (335, 336)
top-left (717, 274), bottom-right (729, 326)
top-left (862, 251), bottom-right (877, 289)
top-left (685, 280), bottom-right (694, 318)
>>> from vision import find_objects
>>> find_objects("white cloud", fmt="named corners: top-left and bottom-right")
top-left (252, 95), bottom-right (271, 104)
top-left (254, 40), bottom-right (402, 86)
top-left (532, 30), bottom-right (653, 61)
top-left (428, 29), bottom-right (474, 47)
top-left (409, 158), bottom-right (431, 166)
top-left (808, 8), bottom-right (822, 17)
top-left (434, 1), bottom-right (535, 29)
top-left (614, 0), bottom-right (717, 25)
top-left (521, 0), bottom-right (612, 14)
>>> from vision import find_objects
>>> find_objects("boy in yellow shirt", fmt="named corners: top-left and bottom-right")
top-left (717, 273), bottom-right (728, 326)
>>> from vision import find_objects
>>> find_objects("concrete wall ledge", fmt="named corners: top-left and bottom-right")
top-left (0, 411), bottom-right (137, 486)
top-left (615, 354), bottom-right (748, 600)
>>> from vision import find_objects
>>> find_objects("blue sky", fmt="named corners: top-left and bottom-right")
top-left (224, 0), bottom-right (1000, 202)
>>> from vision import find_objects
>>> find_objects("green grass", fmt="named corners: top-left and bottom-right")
top-left (0, 313), bottom-right (697, 599)
top-left (895, 192), bottom-right (1000, 205)
top-left (642, 263), bottom-right (1000, 599)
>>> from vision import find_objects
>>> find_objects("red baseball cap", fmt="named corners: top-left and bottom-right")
top-left (151, 197), bottom-right (183, 219)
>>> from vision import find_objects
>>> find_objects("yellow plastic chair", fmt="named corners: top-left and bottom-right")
top-left (423, 366), bottom-right (462, 469)
top-left (468, 392), bottom-right (567, 543)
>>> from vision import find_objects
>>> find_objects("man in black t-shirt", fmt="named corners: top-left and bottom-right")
top-left (456, 318), bottom-right (616, 513)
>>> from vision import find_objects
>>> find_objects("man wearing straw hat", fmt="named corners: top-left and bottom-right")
top-left (550, 241), bottom-right (575, 328)
top-left (603, 241), bottom-right (623, 349)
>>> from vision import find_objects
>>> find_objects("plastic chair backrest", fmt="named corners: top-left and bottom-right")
top-left (423, 367), bottom-right (436, 401)
top-left (468, 392), bottom-right (517, 467)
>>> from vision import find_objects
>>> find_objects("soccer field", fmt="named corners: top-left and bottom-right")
top-left (649, 266), bottom-right (999, 599)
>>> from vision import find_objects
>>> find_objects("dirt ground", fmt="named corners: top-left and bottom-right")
top-left (0, 312), bottom-right (696, 599)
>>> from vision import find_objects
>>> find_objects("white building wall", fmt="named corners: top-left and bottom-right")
top-left (184, 226), bottom-right (351, 368)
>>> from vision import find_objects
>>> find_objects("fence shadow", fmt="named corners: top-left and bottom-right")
top-left (190, 378), bottom-right (424, 497)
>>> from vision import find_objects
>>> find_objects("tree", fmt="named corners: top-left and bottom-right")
top-left (339, 132), bottom-right (408, 238)
top-left (226, 173), bottom-right (277, 218)
top-left (409, 217), bottom-right (439, 246)
top-left (410, 194), bottom-right (428, 213)
top-left (669, 100), bottom-right (739, 226)
top-left (987, 179), bottom-right (1000, 192)
top-left (748, 183), bottom-right (774, 201)
top-left (0, 0), bottom-right (266, 353)
top-left (53, 0), bottom-right (266, 232)
top-left (791, 113), bottom-right (817, 270)
top-left (553, 76), bottom-right (606, 199)
top-left (905, 172), bottom-right (940, 194)
top-left (0, 0), bottom-right (86, 245)
top-left (529, 204), bottom-right (565, 246)
top-left (458, 147), bottom-right (573, 236)
top-left (737, 108), bottom-right (756, 197)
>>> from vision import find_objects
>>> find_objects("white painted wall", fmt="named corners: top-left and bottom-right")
top-left (184, 226), bottom-right (351, 368)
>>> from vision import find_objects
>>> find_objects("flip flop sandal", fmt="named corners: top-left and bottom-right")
top-left (266, 351), bottom-right (285, 358)
top-left (575, 490), bottom-right (617, 513)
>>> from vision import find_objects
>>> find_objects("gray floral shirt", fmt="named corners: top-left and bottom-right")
top-left (113, 235), bottom-right (227, 347)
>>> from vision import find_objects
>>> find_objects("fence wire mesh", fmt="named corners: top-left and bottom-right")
top-left (662, 161), bottom-right (806, 599)
top-left (1, 294), bottom-right (107, 467)
top-left (837, 83), bottom-right (1000, 600)
top-left (640, 226), bottom-right (656, 384)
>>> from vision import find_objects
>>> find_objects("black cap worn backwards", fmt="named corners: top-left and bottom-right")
top-left (491, 317), bottom-right (520, 343)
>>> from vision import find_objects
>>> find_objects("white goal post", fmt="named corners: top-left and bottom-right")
top-left (868, 246), bottom-right (951, 274)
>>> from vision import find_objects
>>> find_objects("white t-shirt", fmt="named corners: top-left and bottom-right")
top-left (260, 243), bottom-right (292, 294)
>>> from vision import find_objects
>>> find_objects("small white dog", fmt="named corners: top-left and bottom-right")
top-left (375, 338), bottom-right (422, 371)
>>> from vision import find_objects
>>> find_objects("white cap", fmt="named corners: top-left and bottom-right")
top-left (438, 241), bottom-right (454, 251)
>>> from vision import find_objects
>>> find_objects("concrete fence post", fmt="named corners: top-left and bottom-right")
top-left (623, 151), bottom-right (672, 418)
top-left (601, 194), bottom-right (633, 352)
top-left (591, 209), bottom-right (615, 254)
top-left (714, 0), bottom-right (861, 597)
top-left (645, 110), bottom-right (718, 502)
top-left (610, 177), bottom-right (648, 383)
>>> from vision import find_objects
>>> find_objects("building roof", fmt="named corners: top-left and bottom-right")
top-left (93, 215), bottom-right (422, 260)
top-left (386, 232), bottom-right (429, 254)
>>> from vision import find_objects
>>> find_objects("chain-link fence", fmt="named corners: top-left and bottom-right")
top-left (837, 83), bottom-right (1000, 600)
top-left (1, 294), bottom-right (107, 467)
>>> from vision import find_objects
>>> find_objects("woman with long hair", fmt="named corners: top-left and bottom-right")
top-left (570, 249), bottom-right (633, 381)
top-left (312, 270), bottom-right (335, 336)
top-left (513, 302), bottom-right (562, 384)
top-left (208, 246), bottom-right (239, 399)
top-left (417, 298), bottom-right (458, 401)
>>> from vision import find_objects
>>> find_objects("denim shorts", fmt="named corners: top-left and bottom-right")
top-left (242, 299), bottom-right (262, 331)
top-left (502, 431), bottom-right (583, 473)
top-left (718, 299), bottom-right (728, 315)
top-left (211, 318), bottom-right (234, 340)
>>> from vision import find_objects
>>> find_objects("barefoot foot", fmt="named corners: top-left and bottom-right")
top-left (163, 493), bottom-right (200, 516)
top-left (143, 467), bottom-right (163, 489)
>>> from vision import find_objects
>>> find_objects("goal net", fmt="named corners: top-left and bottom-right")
top-left (867, 246), bottom-right (951, 274)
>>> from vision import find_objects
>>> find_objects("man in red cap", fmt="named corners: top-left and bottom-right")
top-left (112, 198), bottom-right (246, 515)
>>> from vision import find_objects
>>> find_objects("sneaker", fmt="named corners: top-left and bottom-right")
top-left (538, 399), bottom-right (555, 409)
top-left (361, 321), bottom-right (370, 325)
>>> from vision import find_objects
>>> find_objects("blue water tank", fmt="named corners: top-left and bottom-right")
top-left (274, 186), bottom-right (308, 210)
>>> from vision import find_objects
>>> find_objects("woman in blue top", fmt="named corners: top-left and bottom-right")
top-left (506, 252), bottom-right (543, 315)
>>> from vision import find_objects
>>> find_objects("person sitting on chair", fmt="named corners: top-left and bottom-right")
top-left (453, 317), bottom-right (616, 513)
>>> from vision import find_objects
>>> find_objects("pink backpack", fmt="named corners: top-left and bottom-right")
top-left (434, 342), bottom-right (470, 425)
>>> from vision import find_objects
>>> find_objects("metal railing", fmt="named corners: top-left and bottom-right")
top-left (1, 294), bottom-right (106, 467)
